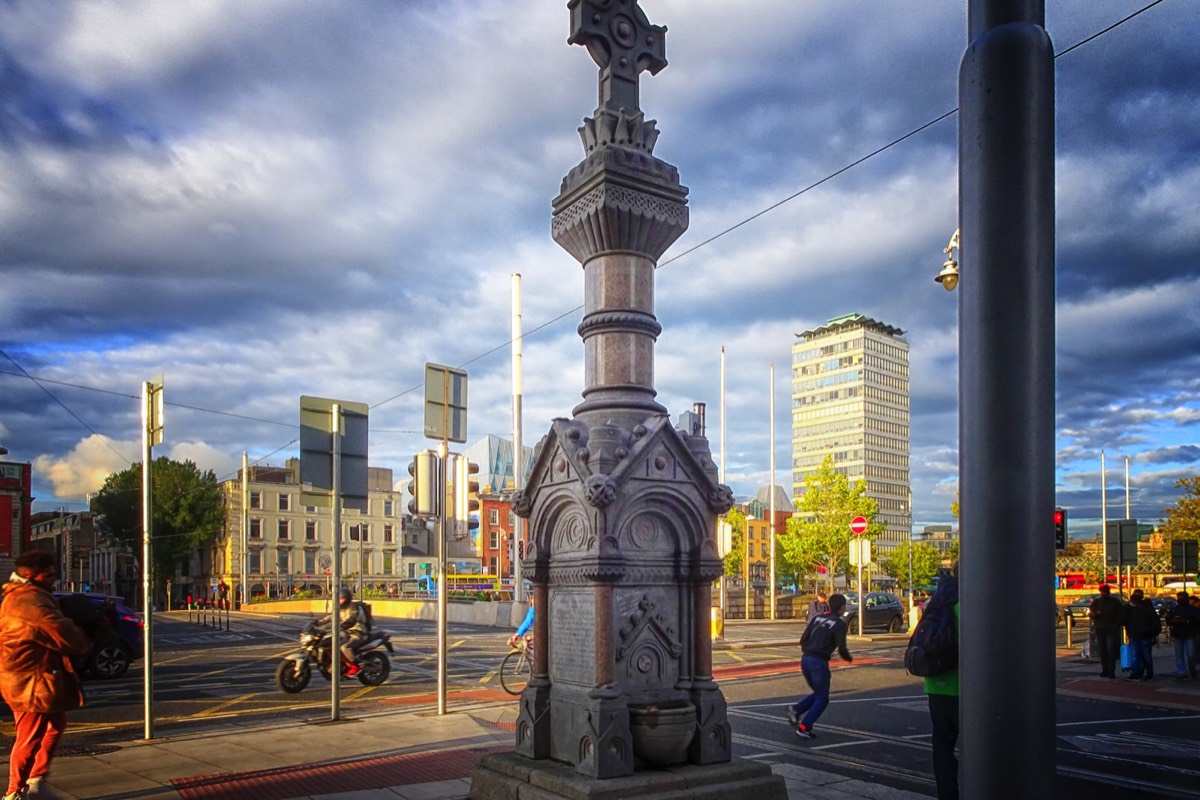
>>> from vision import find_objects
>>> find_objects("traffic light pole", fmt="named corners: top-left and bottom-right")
top-left (331, 403), bottom-right (342, 721)
top-left (436, 439), bottom-right (448, 716)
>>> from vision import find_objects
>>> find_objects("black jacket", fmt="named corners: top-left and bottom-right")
top-left (800, 612), bottom-right (852, 662)
top-left (1090, 593), bottom-right (1125, 630)
top-left (1124, 600), bottom-right (1161, 640)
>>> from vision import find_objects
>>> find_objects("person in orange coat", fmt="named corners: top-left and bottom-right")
top-left (0, 551), bottom-right (91, 800)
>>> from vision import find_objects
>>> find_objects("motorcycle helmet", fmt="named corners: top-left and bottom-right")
top-left (338, 587), bottom-right (353, 604)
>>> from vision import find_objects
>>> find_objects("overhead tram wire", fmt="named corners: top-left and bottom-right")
top-left (3, 2), bottom-right (1164, 449)
top-left (1, 349), bottom-right (134, 463)
top-left (368, 1), bottom-right (1164, 410)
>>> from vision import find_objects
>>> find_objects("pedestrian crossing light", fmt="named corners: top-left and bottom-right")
top-left (1054, 507), bottom-right (1067, 551)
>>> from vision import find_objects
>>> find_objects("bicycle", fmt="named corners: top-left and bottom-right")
top-left (500, 637), bottom-right (532, 695)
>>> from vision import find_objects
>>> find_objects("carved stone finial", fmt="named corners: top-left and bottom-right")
top-left (568, 0), bottom-right (666, 115)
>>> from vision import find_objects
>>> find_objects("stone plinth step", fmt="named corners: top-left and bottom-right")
top-left (469, 752), bottom-right (787, 800)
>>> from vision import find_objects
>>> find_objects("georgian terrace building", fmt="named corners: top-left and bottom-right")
top-left (213, 458), bottom-right (436, 600)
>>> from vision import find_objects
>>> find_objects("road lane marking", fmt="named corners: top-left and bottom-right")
top-left (480, 671), bottom-right (497, 684)
top-left (192, 693), bottom-right (255, 718)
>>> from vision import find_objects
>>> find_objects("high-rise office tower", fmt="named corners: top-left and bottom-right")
top-left (791, 314), bottom-right (911, 552)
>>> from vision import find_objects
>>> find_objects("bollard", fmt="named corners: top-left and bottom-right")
top-left (1066, 613), bottom-right (1072, 648)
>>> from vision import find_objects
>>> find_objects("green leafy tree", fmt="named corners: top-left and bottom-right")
top-left (92, 457), bottom-right (224, 593)
top-left (780, 454), bottom-right (881, 593)
top-left (721, 507), bottom-right (747, 578)
top-left (878, 541), bottom-right (944, 592)
top-left (1161, 476), bottom-right (1200, 542)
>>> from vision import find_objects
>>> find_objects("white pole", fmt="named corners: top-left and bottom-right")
top-left (1124, 456), bottom-right (1130, 519)
top-left (908, 489), bottom-right (914, 620)
top-left (141, 382), bottom-right (154, 740)
top-left (512, 273), bottom-right (525, 604)
top-left (769, 362), bottom-right (776, 621)
top-left (330, 404), bottom-right (342, 720)
top-left (437, 440), bottom-right (449, 714)
top-left (1125, 455), bottom-right (1131, 597)
top-left (719, 346), bottom-right (726, 620)
top-left (241, 451), bottom-right (249, 611)
top-left (856, 540), bottom-right (864, 636)
top-left (1100, 450), bottom-right (1107, 583)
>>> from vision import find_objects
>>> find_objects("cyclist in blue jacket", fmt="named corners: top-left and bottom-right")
top-left (508, 595), bottom-right (535, 648)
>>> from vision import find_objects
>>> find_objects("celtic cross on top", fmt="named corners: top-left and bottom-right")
top-left (568, 0), bottom-right (667, 114)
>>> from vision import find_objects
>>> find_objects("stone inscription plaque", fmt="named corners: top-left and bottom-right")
top-left (550, 588), bottom-right (596, 686)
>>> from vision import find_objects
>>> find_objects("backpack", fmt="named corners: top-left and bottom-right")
top-left (904, 588), bottom-right (958, 677)
top-left (357, 601), bottom-right (373, 631)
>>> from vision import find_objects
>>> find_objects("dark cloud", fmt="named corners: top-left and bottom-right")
top-left (1, 0), bottom-right (1196, 529)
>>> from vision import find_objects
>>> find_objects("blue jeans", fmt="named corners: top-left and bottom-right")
top-left (1129, 637), bottom-right (1155, 678)
top-left (790, 655), bottom-right (832, 729)
top-left (1173, 636), bottom-right (1196, 677)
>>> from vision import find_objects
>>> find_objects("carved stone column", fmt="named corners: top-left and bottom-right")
top-left (471, 3), bottom-right (786, 796)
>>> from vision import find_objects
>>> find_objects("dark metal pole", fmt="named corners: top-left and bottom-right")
top-left (959, 1), bottom-right (1055, 797)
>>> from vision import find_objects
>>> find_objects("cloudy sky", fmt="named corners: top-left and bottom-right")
top-left (2, 0), bottom-right (1197, 539)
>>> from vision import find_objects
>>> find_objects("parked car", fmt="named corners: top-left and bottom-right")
top-left (1064, 593), bottom-right (1101, 625)
top-left (55, 592), bottom-right (144, 679)
top-left (841, 591), bottom-right (905, 634)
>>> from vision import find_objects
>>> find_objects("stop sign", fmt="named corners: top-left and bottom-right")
top-left (850, 516), bottom-right (868, 535)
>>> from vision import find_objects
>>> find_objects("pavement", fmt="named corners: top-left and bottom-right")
top-left (9, 619), bottom-right (1200, 800)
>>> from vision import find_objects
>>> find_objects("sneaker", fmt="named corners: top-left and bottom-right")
top-left (346, 664), bottom-right (359, 677)
top-left (795, 724), bottom-right (816, 739)
top-left (786, 707), bottom-right (798, 727)
top-left (25, 777), bottom-right (62, 799)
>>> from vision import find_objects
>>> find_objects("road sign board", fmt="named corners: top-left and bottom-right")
top-left (1172, 539), bottom-right (1198, 573)
top-left (424, 363), bottom-right (468, 443)
top-left (850, 516), bottom-right (868, 535)
top-left (299, 395), bottom-right (369, 512)
top-left (1104, 518), bottom-right (1139, 567)
top-left (318, 554), bottom-right (332, 570)
top-left (849, 537), bottom-right (872, 566)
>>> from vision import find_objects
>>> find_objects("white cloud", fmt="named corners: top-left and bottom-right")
top-left (32, 435), bottom-right (134, 500)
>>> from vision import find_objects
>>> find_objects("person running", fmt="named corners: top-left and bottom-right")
top-left (788, 593), bottom-right (852, 739)
top-left (1089, 584), bottom-right (1125, 678)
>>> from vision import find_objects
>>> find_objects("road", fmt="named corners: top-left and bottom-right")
top-left (9, 612), bottom-right (1198, 798)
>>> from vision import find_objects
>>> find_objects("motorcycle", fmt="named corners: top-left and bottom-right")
top-left (275, 620), bottom-right (394, 693)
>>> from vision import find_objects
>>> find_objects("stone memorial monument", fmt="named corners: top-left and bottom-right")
top-left (471, 2), bottom-right (786, 798)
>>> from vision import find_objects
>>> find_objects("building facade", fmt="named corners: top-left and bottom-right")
top-left (0, 459), bottom-right (33, 574)
top-left (213, 458), bottom-right (456, 600)
top-left (30, 510), bottom-right (98, 592)
top-left (478, 490), bottom-right (516, 579)
top-left (792, 314), bottom-right (911, 552)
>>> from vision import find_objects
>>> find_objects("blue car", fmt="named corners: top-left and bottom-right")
top-left (55, 593), bottom-right (144, 679)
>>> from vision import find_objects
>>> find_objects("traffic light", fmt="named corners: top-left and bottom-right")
top-left (408, 450), bottom-right (439, 518)
top-left (517, 539), bottom-right (525, 560)
top-left (456, 457), bottom-right (481, 538)
top-left (1054, 507), bottom-right (1067, 551)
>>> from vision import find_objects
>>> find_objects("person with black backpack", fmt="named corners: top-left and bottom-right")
top-left (920, 564), bottom-right (959, 800)
top-left (786, 593), bottom-right (852, 739)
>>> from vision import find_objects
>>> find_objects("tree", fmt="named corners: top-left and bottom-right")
top-left (92, 457), bottom-right (224, 594)
top-left (721, 507), bottom-right (747, 578)
top-left (779, 454), bottom-right (881, 593)
top-left (1161, 476), bottom-right (1200, 542)
top-left (878, 540), bottom-right (944, 592)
